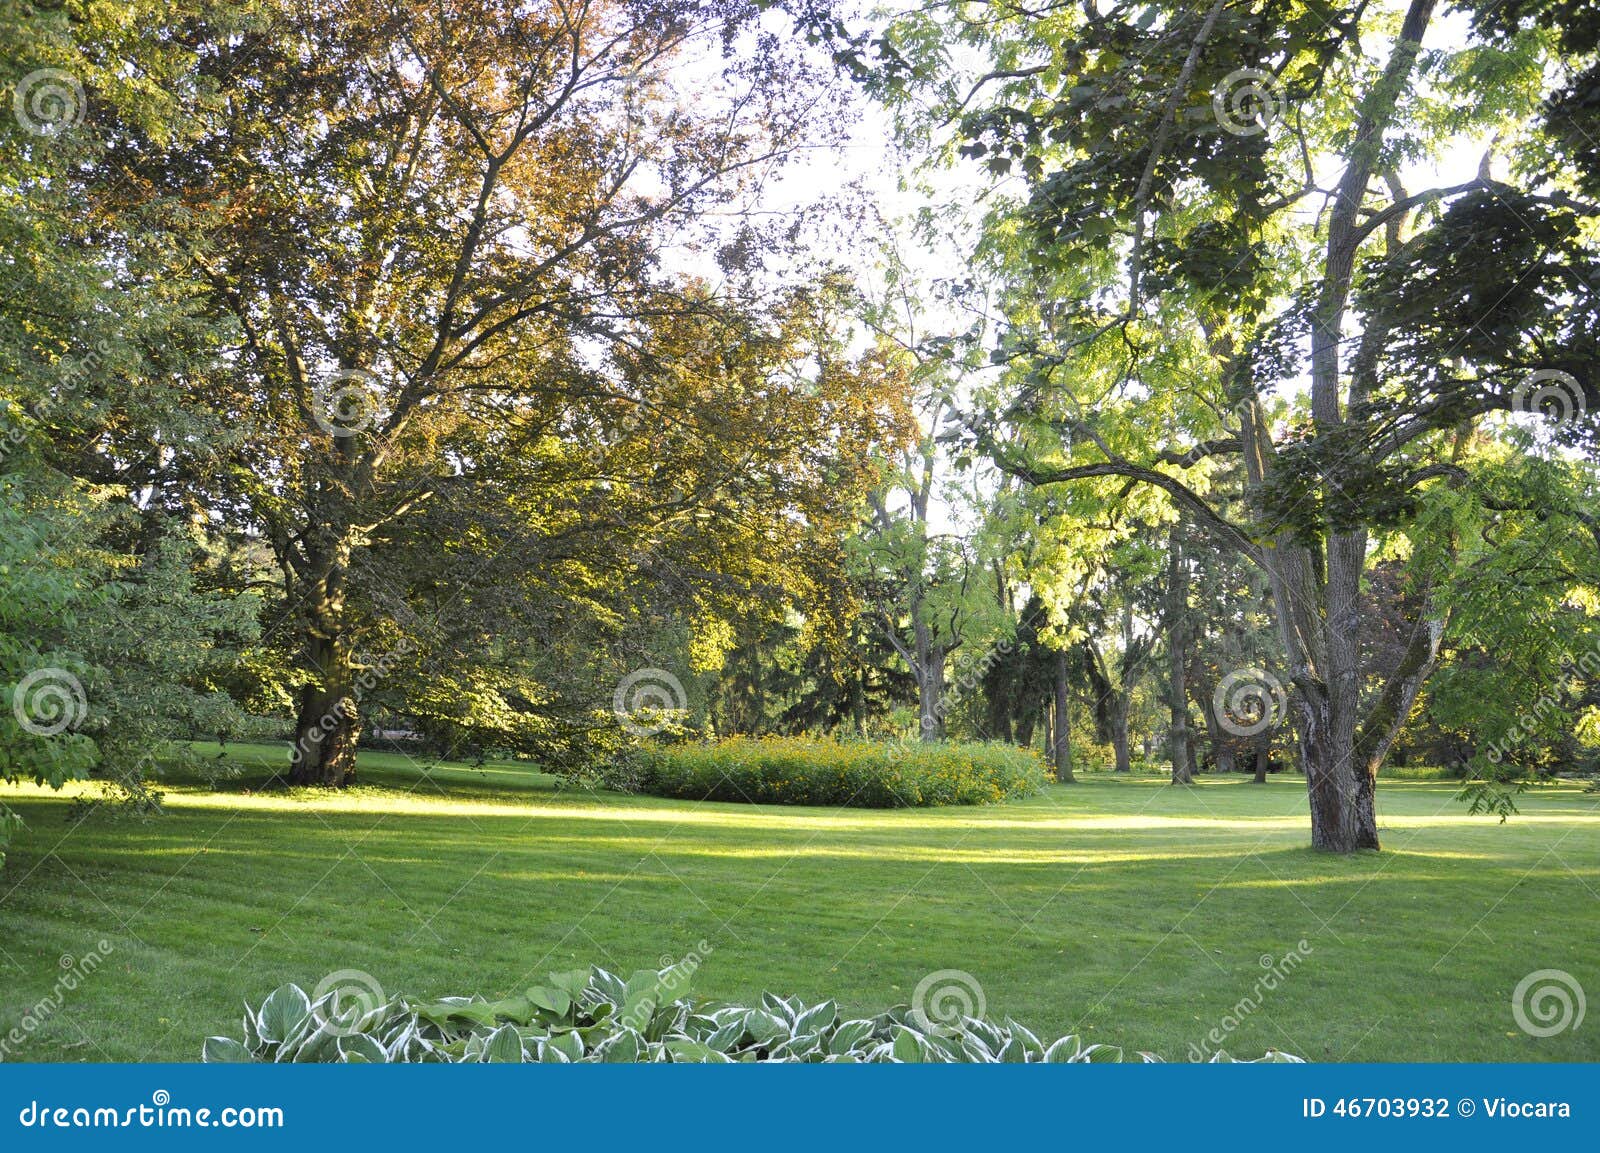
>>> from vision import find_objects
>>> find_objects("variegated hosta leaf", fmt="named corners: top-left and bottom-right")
top-left (207, 963), bottom-right (1302, 1065)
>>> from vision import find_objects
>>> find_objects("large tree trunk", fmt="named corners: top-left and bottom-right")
top-left (1110, 692), bottom-right (1132, 773)
top-left (1298, 687), bottom-right (1378, 849)
top-left (915, 620), bottom-right (947, 741)
top-left (1292, 0), bottom-right (1436, 851)
top-left (1190, 666), bottom-right (1234, 774)
top-left (1262, 547), bottom-right (1379, 849)
top-left (1167, 527), bottom-right (1193, 784)
top-left (288, 545), bottom-right (362, 787)
top-left (1051, 648), bottom-right (1075, 782)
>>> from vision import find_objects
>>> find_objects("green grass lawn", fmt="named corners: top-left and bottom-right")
top-left (2, 742), bottom-right (1597, 1062)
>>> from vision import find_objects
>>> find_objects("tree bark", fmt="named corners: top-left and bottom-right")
top-left (915, 619), bottom-right (947, 741)
top-left (1051, 648), bottom-right (1075, 782)
top-left (1167, 526), bottom-right (1193, 784)
top-left (1110, 693), bottom-right (1132, 773)
top-left (288, 541), bottom-right (362, 787)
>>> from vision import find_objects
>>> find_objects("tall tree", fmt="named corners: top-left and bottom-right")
top-left (110, 0), bottom-right (895, 784)
top-left (871, 0), bottom-right (1600, 849)
top-left (3, 0), bottom-right (253, 857)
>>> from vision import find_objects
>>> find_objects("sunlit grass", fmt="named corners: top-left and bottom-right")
top-left (1, 741), bottom-right (1596, 1062)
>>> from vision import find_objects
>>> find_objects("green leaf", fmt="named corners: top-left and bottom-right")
top-left (706, 1018), bottom-right (747, 1052)
top-left (202, 1036), bottom-right (253, 1063)
top-left (337, 1034), bottom-right (388, 1063)
top-left (600, 1027), bottom-right (642, 1063)
top-left (255, 984), bottom-right (311, 1045)
top-left (545, 1029), bottom-right (585, 1062)
top-left (996, 1034), bottom-right (1028, 1063)
top-left (1042, 1035), bottom-right (1080, 1062)
top-left (892, 1027), bottom-right (926, 1063)
top-left (548, 970), bottom-right (590, 1001)
top-left (526, 985), bottom-right (573, 1019)
top-left (665, 1037), bottom-right (732, 1062)
top-left (743, 1009), bottom-right (788, 1047)
top-left (481, 1024), bottom-right (526, 1063)
top-left (827, 1019), bottom-right (875, 1054)
top-left (1079, 1043), bottom-right (1124, 1063)
top-left (794, 999), bottom-right (837, 1036)
top-left (588, 966), bottom-right (627, 1005)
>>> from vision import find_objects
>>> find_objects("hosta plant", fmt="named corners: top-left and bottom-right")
top-left (203, 962), bottom-right (1303, 1064)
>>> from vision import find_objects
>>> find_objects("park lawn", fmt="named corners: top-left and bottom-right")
top-left (1, 742), bottom-right (1596, 1063)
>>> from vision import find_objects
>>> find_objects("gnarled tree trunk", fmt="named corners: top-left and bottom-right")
top-left (288, 539), bottom-right (362, 787)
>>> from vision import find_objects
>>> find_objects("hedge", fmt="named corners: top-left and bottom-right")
top-left (636, 736), bottom-right (1049, 807)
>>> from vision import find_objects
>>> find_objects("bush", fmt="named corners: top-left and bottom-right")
top-left (636, 737), bottom-right (1049, 808)
top-left (0, 806), bottom-right (19, 872)
top-left (204, 962), bottom-right (1303, 1064)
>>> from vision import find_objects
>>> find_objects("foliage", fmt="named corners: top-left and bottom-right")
top-left (840, 0), bottom-right (1600, 848)
top-left (1, 0), bottom-right (910, 791)
top-left (204, 963), bottom-right (1303, 1064)
top-left (637, 736), bottom-right (1047, 807)
top-left (0, 475), bottom-right (101, 797)
top-left (0, 475), bottom-right (260, 819)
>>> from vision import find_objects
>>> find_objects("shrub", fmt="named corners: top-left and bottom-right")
top-left (635, 737), bottom-right (1048, 808)
top-left (0, 806), bottom-right (18, 872)
top-left (204, 962), bottom-right (1302, 1064)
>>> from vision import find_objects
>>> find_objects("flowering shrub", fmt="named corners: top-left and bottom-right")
top-left (637, 737), bottom-right (1048, 808)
